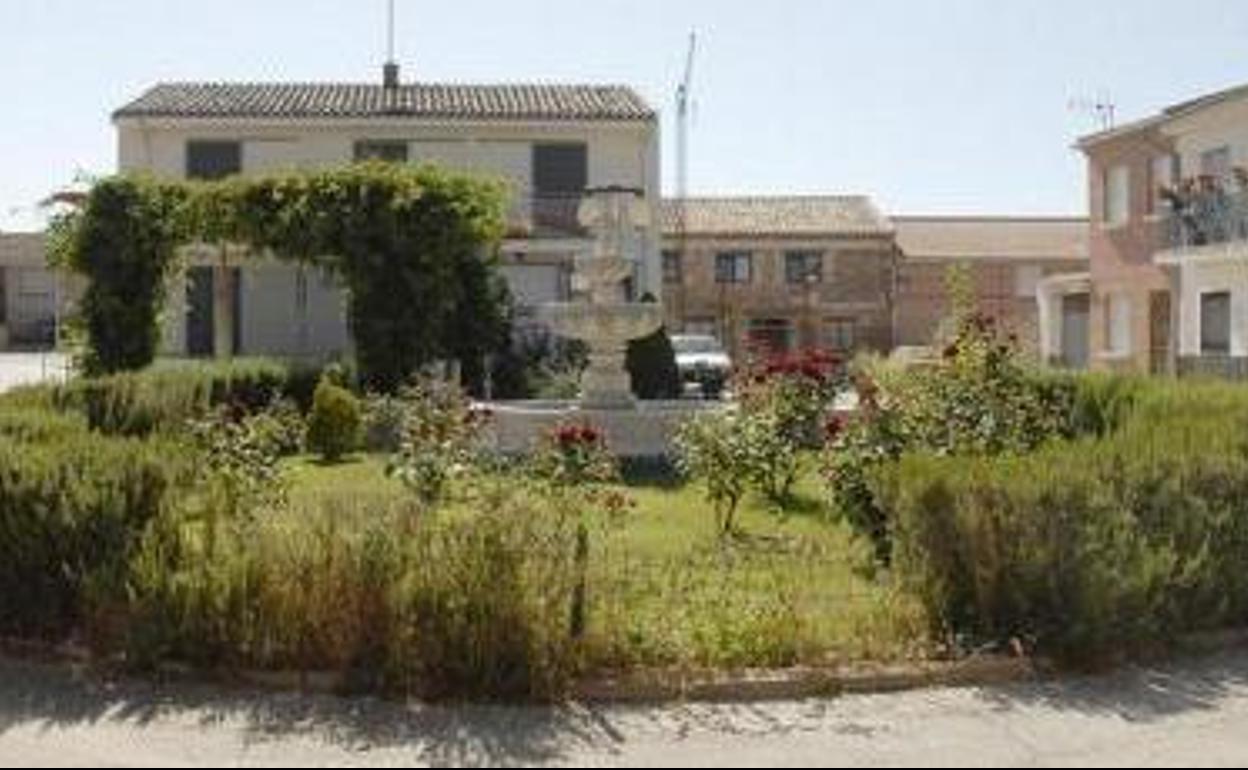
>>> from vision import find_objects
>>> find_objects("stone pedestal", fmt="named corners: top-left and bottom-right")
top-left (581, 345), bottom-right (635, 410)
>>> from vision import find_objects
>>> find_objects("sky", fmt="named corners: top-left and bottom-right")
top-left (3, 0), bottom-right (1247, 231)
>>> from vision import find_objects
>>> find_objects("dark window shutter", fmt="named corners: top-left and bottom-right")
top-left (1201, 291), bottom-right (1232, 355)
top-left (533, 143), bottom-right (588, 195)
top-left (186, 141), bottom-right (242, 180)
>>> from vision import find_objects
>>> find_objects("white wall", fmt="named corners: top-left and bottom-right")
top-left (116, 118), bottom-right (655, 203)
top-left (119, 115), bottom-right (662, 358)
top-left (1168, 98), bottom-right (1248, 179)
top-left (1174, 255), bottom-right (1248, 357)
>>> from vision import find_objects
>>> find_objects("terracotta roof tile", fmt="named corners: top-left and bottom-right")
top-left (114, 82), bottom-right (655, 122)
top-left (662, 196), bottom-right (892, 238)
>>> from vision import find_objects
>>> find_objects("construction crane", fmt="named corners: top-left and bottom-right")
top-left (674, 31), bottom-right (697, 331)
top-left (676, 31), bottom-right (698, 206)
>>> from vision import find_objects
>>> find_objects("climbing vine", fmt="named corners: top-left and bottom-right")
top-left (52, 163), bottom-right (509, 391)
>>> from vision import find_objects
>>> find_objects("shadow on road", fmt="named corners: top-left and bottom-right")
top-left (975, 648), bottom-right (1248, 724)
top-left (0, 657), bottom-right (625, 766)
top-left (3, 647), bottom-right (1248, 764)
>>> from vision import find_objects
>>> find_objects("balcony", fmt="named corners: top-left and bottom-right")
top-left (1159, 181), bottom-right (1248, 253)
top-left (505, 193), bottom-right (590, 240)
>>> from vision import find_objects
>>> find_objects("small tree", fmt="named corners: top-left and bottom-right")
top-left (675, 412), bottom-right (756, 537)
top-left (305, 375), bottom-right (362, 463)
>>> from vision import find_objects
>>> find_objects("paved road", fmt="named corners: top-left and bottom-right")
top-left (0, 352), bottom-right (69, 394)
top-left (3, 650), bottom-right (1248, 767)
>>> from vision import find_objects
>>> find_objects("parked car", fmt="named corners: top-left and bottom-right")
top-left (671, 334), bottom-right (732, 399)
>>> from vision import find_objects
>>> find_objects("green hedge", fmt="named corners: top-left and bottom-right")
top-left (878, 382), bottom-right (1248, 662)
top-left (0, 407), bottom-right (89, 444)
top-left (59, 358), bottom-right (315, 436)
top-left (0, 432), bottom-right (196, 637)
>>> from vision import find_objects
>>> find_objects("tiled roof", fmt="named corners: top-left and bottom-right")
top-left (0, 232), bottom-right (46, 266)
top-left (661, 196), bottom-right (892, 238)
top-left (1077, 79), bottom-right (1248, 149)
top-left (113, 82), bottom-right (656, 122)
top-left (893, 216), bottom-right (1089, 262)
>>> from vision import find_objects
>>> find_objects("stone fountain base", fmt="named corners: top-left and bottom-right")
top-left (481, 400), bottom-right (724, 458)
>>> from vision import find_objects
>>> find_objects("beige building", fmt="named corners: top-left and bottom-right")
top-left (893, 216), bottom-right (1089, 354)
top-left (112, 74), bottom-right (660, 360)
top-left (0, 233), bottom-right (72, 351)
top-left (660, 196), bottom-right (896, 359)
top-left (1041, 80), bottom-right (1248, 376)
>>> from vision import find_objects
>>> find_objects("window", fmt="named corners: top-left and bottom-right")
top-left (186, 141), bottom-right (242, 180)
top-left (662, 250), bottom-right (683, 285)
top-left (715, 251), bottom-right (753, 284)
top-left (1103, 165), bottom-right (1129, 226)
top-left (1201, 291), bottom-right (1232, 355)
top-left (823, 318), bottom-right (857, 352)
top-left (1148, 153), bottom-right (1179, 214)
top-left (785, 250), bottom-right (824, 285)
top-left (1201, 146), bottom-right (1232, 181)
top-left (354, 140), bottom-right (409, 163)
top-left (532, 143), bottom-right (588, 196)
top-left (1103, 292), bottom-right (1131, 355)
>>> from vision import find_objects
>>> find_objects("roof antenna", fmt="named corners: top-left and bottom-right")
top-left (1068, 89), bottom-right (1116, 131)
top-left (383, 0), bottom-right (400, 88)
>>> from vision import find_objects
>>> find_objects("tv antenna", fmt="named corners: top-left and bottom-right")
top-left (1068, 91), bottom-right (1117, 132)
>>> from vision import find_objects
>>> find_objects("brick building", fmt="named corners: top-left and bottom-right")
top-left (893, 216), bottom-right (1089, 354)
top-left (660, 196), bottom-right (896, 359)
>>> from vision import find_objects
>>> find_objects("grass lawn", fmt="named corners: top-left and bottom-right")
top-left (282, 454), bottom-right (930, 670)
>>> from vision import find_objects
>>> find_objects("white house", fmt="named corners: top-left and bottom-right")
top-left (112, 67), bottom-right (661, 360)
top-left (0, 232), bottom-right (71, 351)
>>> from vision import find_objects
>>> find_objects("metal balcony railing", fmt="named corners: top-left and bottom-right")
top-left (505, 193), bottom-right (589, 239)
top-left (1161, 185), bottom-right (1248, 251)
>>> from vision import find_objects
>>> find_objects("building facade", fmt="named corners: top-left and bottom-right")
top-left (659, 196), bottom-right (897, 360)
top-left (893, 216), bottom-right (1089, 355)
top-left (0, 233), bottom-right (71, 351)
top-left (112, 76), bottom-right (660, 360)
top-left (1041, 81), bottom-right (1248, 376)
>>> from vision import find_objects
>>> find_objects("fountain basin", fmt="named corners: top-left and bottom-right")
top-left (538, 302), bottom-right (664, 345)
top-left (481, 400), bottom-right (725, 458)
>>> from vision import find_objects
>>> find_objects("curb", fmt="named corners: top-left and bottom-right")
top-left (10, 629), bottom-right (1248, 706)
top-left (572, 656), bottom-right (1038, 704)
top-left (0, 637), bottom-right (1036, 704)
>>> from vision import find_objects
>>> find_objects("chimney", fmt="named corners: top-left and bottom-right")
top-left (383, 61), bottom-right (400, 90)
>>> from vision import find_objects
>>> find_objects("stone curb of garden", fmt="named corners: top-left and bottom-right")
top-left (4, 628), bottom-right (1247, 704)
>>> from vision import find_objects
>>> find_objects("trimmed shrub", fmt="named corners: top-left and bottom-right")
top-left (306, 376), bottom-right (362, 462)
top-left (0, 433), bottom-right (195, 637)
top-left (879, 403), bottom-right (1248, 662)
top-left (627, 322), bottom-right (681, 401)
top-left (64, 358), bottom-right (294, 436)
